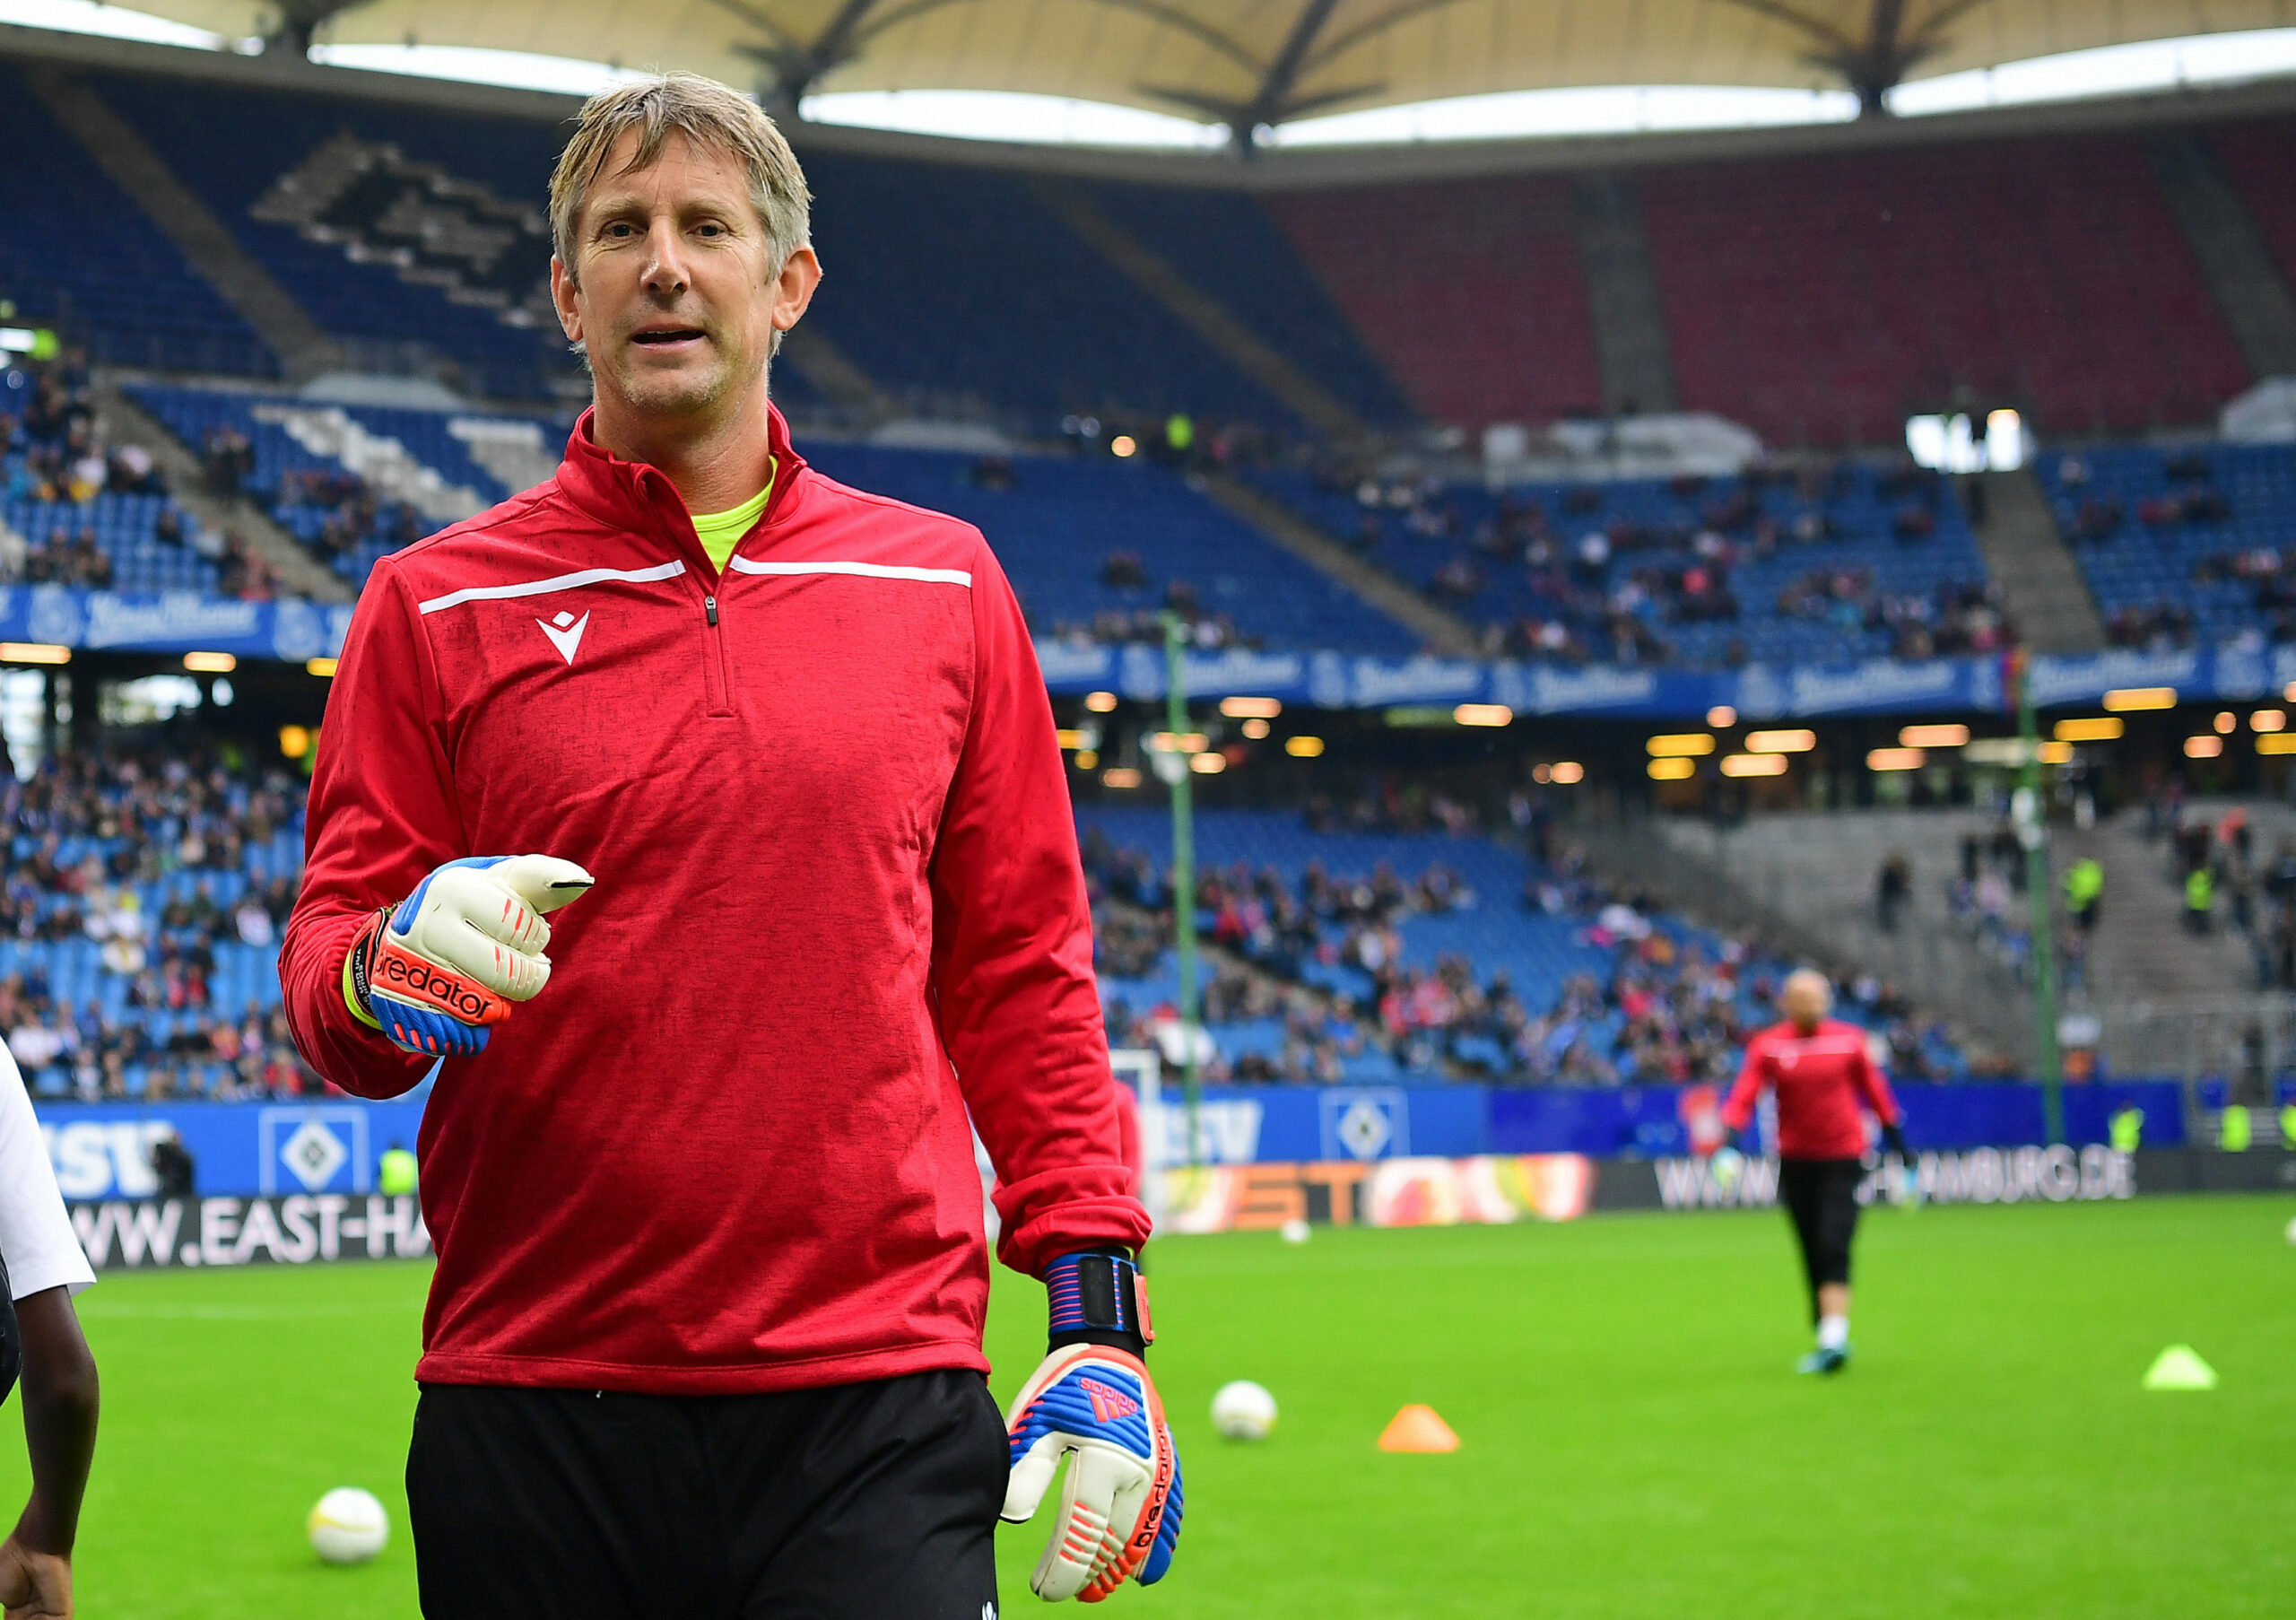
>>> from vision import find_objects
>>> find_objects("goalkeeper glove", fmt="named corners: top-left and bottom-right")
top-left (344, 855), bottom-right (594, 1056)
top-left (1003, 1252), bottom-right (1182, 1601)
top-left (1879, 1121), bottom-right (1913, 1163)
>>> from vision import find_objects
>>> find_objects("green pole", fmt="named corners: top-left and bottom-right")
top-left (1162, 614), bottom-right (1204, 1168)
top-left (2017, 657), bottom-right (2065, 1143)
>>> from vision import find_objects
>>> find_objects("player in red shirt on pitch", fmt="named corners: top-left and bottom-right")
top-left (1720, 969), bottom-right (1911, 1374)
top-left (282, 74), bottom-right (1178, 1617)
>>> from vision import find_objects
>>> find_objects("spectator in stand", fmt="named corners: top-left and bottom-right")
top-left (1875, 853), bottom-right (1911, 933)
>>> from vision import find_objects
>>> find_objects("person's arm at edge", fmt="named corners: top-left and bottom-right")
top-left (928, 538), bottom-right (1151, 1280)
top-left (1718, 1031), bottom-right (1767, 1146)
top-left (278, 559), bottom-right (463, 1098)
top-left (0, 1287), bottom-right (99, 1616)
top-left (1853, 1034), bottom-right (1911, 1156)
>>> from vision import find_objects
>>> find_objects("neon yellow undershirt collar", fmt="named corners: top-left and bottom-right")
top-left (689, 460), bottom-right (776, 573)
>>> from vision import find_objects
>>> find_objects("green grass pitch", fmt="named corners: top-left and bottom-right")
top-left (4, 1195), bottom-right (2289, 1617)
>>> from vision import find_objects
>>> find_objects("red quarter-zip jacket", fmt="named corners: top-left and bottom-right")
top-left (281, 405), bottom-right (1149, 1394)
top-left (1720, 1018), bottom-right (1900, 1161)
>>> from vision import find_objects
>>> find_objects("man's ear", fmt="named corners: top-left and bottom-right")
top-left (770, 245), bottom-right (823, 335)
top-left (551, 256), bottom-right (583, 344)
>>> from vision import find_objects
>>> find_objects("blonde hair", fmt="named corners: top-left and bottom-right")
top-left (549, 73), bottom-right (811, 281)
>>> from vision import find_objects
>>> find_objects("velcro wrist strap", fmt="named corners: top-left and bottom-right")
top-left (369, 928), bottom-right (513, 1028)
top-left (343, 909), bottom-right (387, 1031)
top-left (1046, 1251), bottom-right (1154, 1346)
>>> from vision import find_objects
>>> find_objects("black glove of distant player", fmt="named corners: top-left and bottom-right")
top-left (1879, 1122), bottom-right (1913, 1162)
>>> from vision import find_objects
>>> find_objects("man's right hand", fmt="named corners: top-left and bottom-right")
top-left (0, 1538), bottom-right (71, 1620)
top-left (346, 856), bottom-right (595, 1056)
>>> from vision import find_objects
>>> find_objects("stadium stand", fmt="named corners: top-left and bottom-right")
top-left (1, 364), bottom-right (281, 597)
top-left (1, 727), bottom-right (1972, 1102)
top-left (1248, 457), bottom-right (2005, 666)
top-left (0, 63), bottom-right (272, 378)
top-left (2033, 441), bottom-right (2292, 648)
top-left (796, 151), bottom-right (1300, 430)
top-left (1079, 807), bottom-right (1965, 1085)
top-left (88, 69), bottom-right (574, 400)
top-left (115, 379), bottom-right (1422, 651)
top-left (2, 739), bottom-right (312, 1102)
top-left (800, 441), bottom-right (1422, 653)
top-left (1264, 177), bottom-right (1604, 430)
top-left (124, 383), bottom-right (497, 588)
top-left (1636, 135), bottom-right (2251, 445)
top-left (1081, 181), bottom-right (1414, 427)
top-left (2210, 118), bottom-right (2296, 295)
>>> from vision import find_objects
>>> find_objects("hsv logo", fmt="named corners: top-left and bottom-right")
top-left (537, 609), bottom-right (590, 665)
top-left (1078, 1377), bottom-right (1142, 1425)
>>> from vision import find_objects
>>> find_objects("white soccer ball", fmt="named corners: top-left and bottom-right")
top-left (308, 1486), bottom-right (388, 1565)
top-left (1279, 1217), bottom-right (1311, 1245)
top-left (1211, 1380), bottom-right (1278, 1442)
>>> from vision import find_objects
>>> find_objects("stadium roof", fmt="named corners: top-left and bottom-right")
top-left (87, 0), bottom-right (2296, 130)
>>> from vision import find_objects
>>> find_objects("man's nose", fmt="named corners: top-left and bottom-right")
top-left (643, 219), bottom-right (690, 296)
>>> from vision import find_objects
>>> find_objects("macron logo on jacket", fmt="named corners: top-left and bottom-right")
top-left (537, 610), bottom-right (590, 665)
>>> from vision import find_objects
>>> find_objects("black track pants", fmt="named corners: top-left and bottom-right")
top-left (406, 1369), bottom-right (1008, 1620)
top-left (1777, 1155), bottom-right (1864, 1319)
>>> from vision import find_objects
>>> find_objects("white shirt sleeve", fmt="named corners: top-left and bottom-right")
top-left (0, 1050), bottom-right (96, 1298)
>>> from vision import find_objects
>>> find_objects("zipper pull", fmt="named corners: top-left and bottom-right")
top-left (704, 595), bottom-right (718, 626)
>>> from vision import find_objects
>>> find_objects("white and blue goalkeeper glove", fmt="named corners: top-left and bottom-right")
top-left (1003, 1252), bottom-right (1182, 1601)
top-left (344, 855), bottom-right (594, 1056)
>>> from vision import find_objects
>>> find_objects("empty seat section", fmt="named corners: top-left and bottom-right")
top-left (1637, 135), bottom-right (2249, 444)
top-left (1083, 181), bottom-right (1413, 424)
top-left (1265, 176), bottom-right (1602, 430)
top-left (0, 62), bottom-right (271, 376)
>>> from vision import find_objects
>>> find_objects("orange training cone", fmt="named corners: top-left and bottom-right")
top-left (1378, 1404), bottom-right (1460, 1452)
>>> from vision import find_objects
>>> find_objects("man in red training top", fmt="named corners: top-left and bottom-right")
top-left (1720, 969), bottom-right (1910, 1374)
top-left (282, 74), bottom-right (1178, 1617)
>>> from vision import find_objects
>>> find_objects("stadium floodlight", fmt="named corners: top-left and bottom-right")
top-left (1188, 753), bottom-right (1226, 774)
top-left (1055, 729), bottom-right (1085, 749)
top-left (1084, 691), bottom-right (1118, 713)
top-left (278, 726), bottom-right (312, 760)
top-left (183, 651), bottom-right (237, 673)
top-left (2252, 710), bottom-right (2287, 733)
top-left (1454, 704), bottom-right (1513, 727)
top-left (2213, 712), bottom-right (2237, 735)
top-left (306, 657), bottom-right (338, 677)
top-left (0, 643), bottom-right (70, 665)
top-left (1706, 705), bottom-right (1736, 727)
top-left (2259, 735), bottom-right (2296, 755)
top-left (1866, 747), bottom-right (1926, 771)
top-left (2102, 687), bottom-right (2176, 711)
top-left (1744, 728), bottom-right (1815, 753)
top-left (1101, 767), bottom-right (1143, 788)
top-left (2185, 736), bottom-right (2224, 759)
top-left (2039, 741), bottom-right (2074, 764)
top-left (1284, 736), bottom-right (1325, 757)
top-left (1240, 719), bottom-right (1271, 739)
top-left (2054, 717), bottom-right (2124, 742)
top-left (1110, 435), bottom-right (1137, 457)
top-left (1900, 724), bottom-right (1970, 748)
top-left (1148, 731), bottom-right (1208, 753)
top-left (1219, 696), bottom-right (1282, 719)
top-left (1647, 757), bottom-right (1696, 780)
top-left (1074, 749), bottom-right (1099, 769)
top-left (1646, 733), bottom-right (1715, 757)
top-left (1549, 762), bottom-right (1585, 784)
top-left (1720, 753), bottom-right (1787, 777)
top-left (1985, 411), bottom-right (2027, 472)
